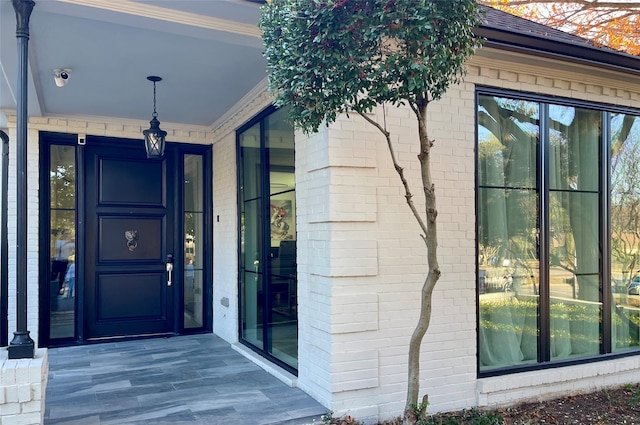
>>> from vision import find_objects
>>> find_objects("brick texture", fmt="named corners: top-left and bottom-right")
top-left (0, 349), bottom-right (48, 425)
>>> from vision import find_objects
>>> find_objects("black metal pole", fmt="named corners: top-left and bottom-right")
top-left (0, 130), bottom-right (8, 347)
top-left (8, 0), bottom-right (35, 359)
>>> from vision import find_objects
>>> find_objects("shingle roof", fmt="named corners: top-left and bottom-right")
top-left (476, 5), bottom-right (640, 75)
top-left (481, 5), bottom-right (597, 48)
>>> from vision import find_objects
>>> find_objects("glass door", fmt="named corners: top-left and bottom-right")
top-left (238, 107), bottom-right (297, 370)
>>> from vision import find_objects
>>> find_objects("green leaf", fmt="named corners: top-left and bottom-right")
top-left (260, 0), bottom-right (485, 133)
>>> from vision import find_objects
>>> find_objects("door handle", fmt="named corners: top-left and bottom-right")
top-left (166, 254), bottom-right (174, 286)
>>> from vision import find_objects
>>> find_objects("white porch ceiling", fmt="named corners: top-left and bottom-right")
top-left (0, 0), bottom-right (267, 129)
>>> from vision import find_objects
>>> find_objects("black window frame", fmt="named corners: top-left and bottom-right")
top-left (476, 86), bottom-right (640, 377)
top-left (236, 105), bottom-right (298, 375)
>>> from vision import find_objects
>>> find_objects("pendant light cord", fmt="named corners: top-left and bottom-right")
top-left (152, 81), bottom-right (158, 118)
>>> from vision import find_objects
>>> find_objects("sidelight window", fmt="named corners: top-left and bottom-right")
top-left (49, 143), bottom-right (77, 340)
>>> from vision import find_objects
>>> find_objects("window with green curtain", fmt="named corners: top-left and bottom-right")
top-left (477, 96), bottom-right (540, 369)
top-left (477, 92), bottom-right (618, 373)
top-left (610, 113), bottom-right (640, 352)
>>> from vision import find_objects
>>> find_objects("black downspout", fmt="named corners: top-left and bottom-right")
top-left (1, 130), bottom-right (8, 347)
top-left (8, 0), bottom-right (35, 359)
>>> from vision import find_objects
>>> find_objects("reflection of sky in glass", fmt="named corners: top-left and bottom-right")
top-left (478, 121), bottom-right (538, 144)
top-left (611, 114), bottom-right (640, 204)
top-left (513, 120), bottom-right (538, 137)
top-left (612, 114), bottom-right (640, 146)
top-left (549, 105), bottom-right (575, 126)
top-left (478, 125), bottom-right (498, 144)
top-left (494, 98), bottom-right (539, 119)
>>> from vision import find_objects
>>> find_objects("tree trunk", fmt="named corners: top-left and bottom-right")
top-left (403, 100), bottom-right (441, 425)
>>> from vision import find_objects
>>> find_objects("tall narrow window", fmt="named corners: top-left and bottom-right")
top-left (548, 105), bottom-right (601, 359)
top-left (184, 154), bottom-right (204, 329)
top-left (478, 96), bottom-right (540, 369)
top-left (238, 107), bottom-right (297, 371)
top-left (49, 144), bottom-right (76, 340)
top-left (611, 113), bottom-right (640, 352)
top-left (239, 121), bottom-right (263, 350)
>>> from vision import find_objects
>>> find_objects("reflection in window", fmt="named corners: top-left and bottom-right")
top-left (49, 144), bottom-right (76, 340)
top-left (476, 94), bottom-right (640, 372)
top-left (239, 107), bottom-right (297, 370)
top-left (548, 106), bottom-right (602, 359)
top-left (611, 113), bottom-right (640, 352)
top-left (184, 154), bottom-right (204, 329)
top-left (477, 96), bottom-right (540, 369)
top-left (478, 94), bottom-right (608, 372)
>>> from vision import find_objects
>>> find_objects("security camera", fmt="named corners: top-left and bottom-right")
top-left (53, 69), bottom-right (71, 87)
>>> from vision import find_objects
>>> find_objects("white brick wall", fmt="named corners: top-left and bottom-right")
top-left (210, 90), bottom-right (272, 343)
top-left (4, 125), bottom-right (40, 345)
top-left (0, 348), bottom-right (48, 425)
top-left (292, 45), bottom-right (640, 423)
top-left (211, 130), bottom-right (239, 343)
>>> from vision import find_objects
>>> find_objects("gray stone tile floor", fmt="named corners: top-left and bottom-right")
top-left (44, 334), bottom-right (327, 425)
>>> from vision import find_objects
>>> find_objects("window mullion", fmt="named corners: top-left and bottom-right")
top-left (601, 111), bottom-right (612, 354)
top-left (539, 103), bottom-right (551, 363)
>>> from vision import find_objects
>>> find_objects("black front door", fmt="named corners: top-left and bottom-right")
top-left (84, 139), bottom-right (175, 339)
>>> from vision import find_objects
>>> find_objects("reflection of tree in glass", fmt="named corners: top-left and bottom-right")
top-left (547, 107), bottom-right (601, 301)
top-left (611, 114), bottom-right (640, 288)
top-left (478, 96), bottom-right (539, 290)
top-left (50, 147), bottom-right (76, 255)
top-left (51, 163), bottom-right (75, 210)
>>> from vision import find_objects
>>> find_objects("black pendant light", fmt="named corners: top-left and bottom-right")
top-left (143, 76), bottom-right (167, 159)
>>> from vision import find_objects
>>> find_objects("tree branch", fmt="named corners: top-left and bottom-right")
top-left (358, 110), bottom-right (429, 239)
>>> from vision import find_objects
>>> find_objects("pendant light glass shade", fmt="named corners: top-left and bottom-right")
top-left (143, 76), bottom-right (166, 159)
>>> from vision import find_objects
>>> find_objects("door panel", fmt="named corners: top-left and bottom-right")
top-left (99, 158), bottom-right (164, 205)
top-left (85, 140), bottom-right (174, 339)
top-left (99, 217), bottom-right (163, 261)
top-left (97, 273), bottom-right (164, 319)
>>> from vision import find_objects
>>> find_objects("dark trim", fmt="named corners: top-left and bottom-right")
top-left (476, 85), bottom-right (640, 116)
top-left (39, 132), bottom-right (213, 346)
top-left (474, 89), bottom-right (481, 376)
top-left (480, 348), bottom-right (640, 378)
top-left (0, 130), bottom-right (8, 347)
top-left (172, 148), bottom-right (182, 335)
top-left (538, 102), bottom-right (550, 364)
top-left (174, 143), bottom-right (213, 335)
top-left (38, 131), bottom-right (77, 347)
top-left (76, 136), bottom-right (85, 343)
top-left (475, 88), bottom-right (640, 378)
top-left (236, 103), bottom-right (278, 345)
top-left (476, 26), bottom-right (640, 77)
top-left (236, 105), bottom-right (298, 376)
top-left (601, 112), bottom-right (612, 354)
top-left (204, 146), bottom-right (214, 333)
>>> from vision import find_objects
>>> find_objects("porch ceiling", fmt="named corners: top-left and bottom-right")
top-left (0, 0), bottom-right (267, 129)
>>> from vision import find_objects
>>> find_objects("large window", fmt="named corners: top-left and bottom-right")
top-left (477, 90), bottom-right (640, 373)
top-left (238, 107), bottom-right (297, 371)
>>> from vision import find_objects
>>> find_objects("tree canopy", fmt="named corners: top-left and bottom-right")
top-left (481, 0), bottom-right (640, 55)
top-left (261, 1), bottom-right (483, 423)
top-left (261, 0), bottom-right (483, 134)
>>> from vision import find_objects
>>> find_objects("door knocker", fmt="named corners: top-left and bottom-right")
top-left (124, 230), bottom-right (138, 251)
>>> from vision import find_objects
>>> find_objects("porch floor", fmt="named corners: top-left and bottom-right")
top-left (44, 334), bottom-right (327, 425)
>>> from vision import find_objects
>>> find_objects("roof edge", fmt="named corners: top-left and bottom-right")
top-left (476, 25), bottom-right (640, 77)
